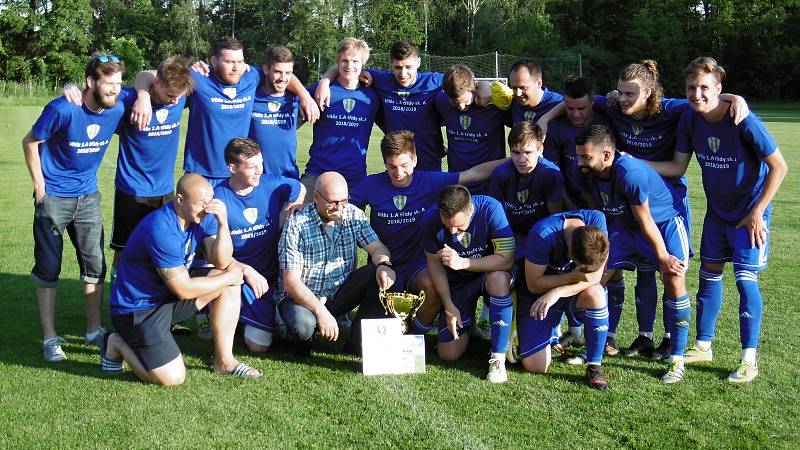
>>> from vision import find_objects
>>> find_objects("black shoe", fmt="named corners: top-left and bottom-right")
top-left (652, 337), bottom-right (671, 361)
top-left (623, 335), bottom-right (655, 358)
top-left (585, 365), bottom-right (608, 390)
top-left (291, 338), bottom-right (315, 358)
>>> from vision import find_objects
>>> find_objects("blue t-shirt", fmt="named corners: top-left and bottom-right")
top-left (676, 110), bottom-right (777, 223)
top-left (434, 92), bottom-right (511, 173)
top-left (576, 152), bottom-right (680, 231)
top-left (526, 210), bottom-right (607, 274)
top-left (249, 89), bottom-right (300, 179)
top-left (368, 69), bottom-right (445, 171)
top-left (305, 81), bottom-right (379, 188)
top-left (543, 112), bottom-right (610, 208)
top-left (351, 170), bottom-right (459, 265)
top-left (214, 174), bottom-right (301, 281)
top-left (421, 195), bottom-right (514, 284)
top-left (184, 68), bottom-right (260, 178)
top-left (115, 87), bottom-right (185, 197)
top-left (110, 202), bottom-right (218, 314)
top-left (488, 158), bottom-right (563, 238)
top-left (511, 88), bottom-right (563, 124)
top-left (32, 95), bottom-right (126, 196)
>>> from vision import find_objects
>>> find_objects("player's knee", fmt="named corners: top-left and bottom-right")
top-left (522, 355), bottom-right (550, 374)
top-left (243, 325), bottom-right (272, 352)
top-left (437, 339), bottom-right (466, 361)
top-left (485, 271), bottom-right (511, 294)
top-left (150, 360), bottom-right (186, 386)
top-left (293, 316), bottom-right (317, 342)
top-left (577, 284), bottom-right (606, 309)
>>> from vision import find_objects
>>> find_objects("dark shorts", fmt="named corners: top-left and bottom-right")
top-left (111, 300), bottom-right (199, 371)
top-left (437, 274), bottom-right (489, 343)
top-left (31, 191), bottom-right (105, 287)
top-left (110, 189), bottom-right (174, 251)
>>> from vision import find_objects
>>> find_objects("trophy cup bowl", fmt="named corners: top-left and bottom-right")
top-left (379, 290), bottom-right (425, 334)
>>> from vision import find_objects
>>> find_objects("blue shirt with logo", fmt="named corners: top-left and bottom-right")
top-left (511, 87), bottom-right (563, 124)
top-left (526, 210), bottom-right (607, 274)
top-left (249, 89), bottom-right (300, 179)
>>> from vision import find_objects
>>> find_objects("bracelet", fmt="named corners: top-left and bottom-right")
top-left (376, 261), bottom-right (393, 269)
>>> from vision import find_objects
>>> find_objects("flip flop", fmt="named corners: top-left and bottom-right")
top-left (218, 362), bottom-right (262, 379)
top-left (100, 332), bottom-right (123, 373)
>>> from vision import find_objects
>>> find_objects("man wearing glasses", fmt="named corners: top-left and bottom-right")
top-left (276, 171), bottom-right (395, 357)
top-left (23, 53), bottom-right (126, 361)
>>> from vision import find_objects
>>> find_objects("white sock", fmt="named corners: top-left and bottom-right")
top-left (695, 340), bottom-right (712, 352)
top-left (85, 328), bottom-right (103, 340)
top-left (669, 355), bottom-right (685, 364)
top-left (569, 326), bottom-right (584, 339)
top-left (663, 332), bottom-right (671, 339)
top-left (741, 348), bottom-right (757, 364)
top-left (491, 352), bottom-right (505, 362)
top-left (639, 331), bottom-right (654, 339)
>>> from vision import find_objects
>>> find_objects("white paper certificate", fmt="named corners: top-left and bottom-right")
top-left (361, 318), bottom-right (426, 376)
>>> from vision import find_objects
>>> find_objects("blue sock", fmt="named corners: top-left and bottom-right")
top-left (735, 269), bottom-right (763, 349)
top-left (606, 279), bottom-right (625, 335)
top-left (410, 317), bottom-right (434, 335)
top-left (579, 305), bottom-right (610, 365)
top-left (665, 294), bottom-right (691, 357)
top-left (489, 294), bottom-right (513, 355)
top-left (635, 270), bottom-right (657, 334)
top-left (696, 268), bottom-right (724, 342)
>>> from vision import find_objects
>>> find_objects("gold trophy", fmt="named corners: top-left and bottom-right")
top-left (378, 289), bottom-right (425, 334)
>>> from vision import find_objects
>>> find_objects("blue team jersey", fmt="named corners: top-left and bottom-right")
top-left (32, 95), bottom-right (126, 197)
top-left (526, 210), bottom-right (607, 273)
top-left (249, 89), bottom-right (300, 179)
top-left (184, 68), bottom-right (260, 178)
top-left (511, 88), bottom-right (563, 124)
top-left (351, 170), bottom-right (459, 265)
top-left (421, 195), bottom-right (514, 284)
top-left (488, 159), bottom-right (563, 237)
top-left (676, 110), bottom-right (777, 223)
top-left (595, 96), bottom-right (688, 162)
top-left (110, 202), bottom-right (218, 314)
top-left (577, 152), bottom-right (680, 231)
top-left (214, 174), bottom-right (301, 280)
top-left (115, 87), bottom-right (185, 197)
top-left (434, 92), bottom-right (511, 173)
top-left (543, 112), bottom-right (610, 208)
top-left (368, 69), bottom-right (445, 171)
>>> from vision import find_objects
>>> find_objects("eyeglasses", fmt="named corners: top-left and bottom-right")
top-left (315, 190), bottom-right (349, 208)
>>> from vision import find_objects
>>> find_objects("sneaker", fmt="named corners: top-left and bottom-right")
top-left (470, 318), bottom-right (491, 341)
top-left (660, 360), bottom-right (686, 383)
top-left (727, 360), bottom-right (759, 384)
top-left (585, 365), bottom-right (608, 390)
top-left (565, 353), bottom-right (586, 365)
top-left (196, 314), bottom-right (212, 340)
top-left (684, 345), bottom-right (713, 364)
top-left (84, 326), bottom-right (107, 346)
top-left (652, 337), bottom-right (671, 361)
top-left (558, 331), bottom-right (584, 348)
top-left (624, 335), bottom-right (655, 358)
top-left (43, 336), bottom-right (67, 362)
top-left (604, 336), bottom-right (620, 356)
top-left (486, 358), bottom-right (508, 383)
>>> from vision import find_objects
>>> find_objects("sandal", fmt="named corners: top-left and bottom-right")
top-left (218, 362), bottom-right (262, 379)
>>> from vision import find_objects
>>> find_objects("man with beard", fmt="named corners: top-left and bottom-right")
top-left (23, 53), bottom-right (127, 361)
top-left (508, 59), bottom-right (564, 125)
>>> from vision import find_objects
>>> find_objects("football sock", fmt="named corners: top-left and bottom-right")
top-left (694, 340), bottom-right (712, 352)
top-left (635, 270), bottom-right (657, 334)
top-left (741, 348), bottom-right (757, 365)
top-left (665, 293), bottom-right (691, 357)
top-left (696, 268), bottom-right (724, 342)
top-left (568, 326), bottom-right (584, 341)
top-left (581, 306), bottom-right (609, 365)
top-left (489, 294), bottom-right (513, 355)
top-left (735, 269), bottom-right (763, 349)
top-left (606, 279), bottom-right (625, 334)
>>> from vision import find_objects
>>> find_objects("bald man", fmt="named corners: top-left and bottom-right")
top-left (276, 171), bottom-right (395, 357)
top-left (103, 173), bottom-right (261, 385)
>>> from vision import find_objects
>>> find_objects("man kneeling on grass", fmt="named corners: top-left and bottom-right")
top-left (101, 173), bottom-right (262, 385)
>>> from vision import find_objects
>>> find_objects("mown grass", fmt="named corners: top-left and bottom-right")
top-left (0, 103), bottom-right (798, 448)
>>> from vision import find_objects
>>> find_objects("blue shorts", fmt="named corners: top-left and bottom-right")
top-left (239, 283), bottom-right (277, 332)
top-left (390, 257), bottom-right (427, 293)
top-left (700, 206), bottom-right (770, 271)
top-left (437, 274), bottom-right (488, 343)
top-left (608, 216), bottom-right (690, 271)
top-left (517, 290), bottom-right (578, 359)
top-left (669, 175), bottom-right (694, 258)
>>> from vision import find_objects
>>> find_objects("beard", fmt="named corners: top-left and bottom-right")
top-left (93, 89), bottom-right (119, 109)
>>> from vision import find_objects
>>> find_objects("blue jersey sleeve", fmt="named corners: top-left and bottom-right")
top-left (525, 225), bottom-right (551, 265)
top-left (421, 209), bottom-right (443, 254)
top-left (349, 177), bottom-right (370, 210)
top-left (148, 232), bottom-right (187, 269)
top-left (675, 109), bottom-right (693, 154)
top-left (367, 69), bottom-right (396, 90)
top-left (487, 199), bottom-right (515, 253)
top-left (545, 166), bottom-right (565, 202)
top-left (741, 114), bottom-right (778, 160)
top-left (31, 101), bottom-right (65, 141)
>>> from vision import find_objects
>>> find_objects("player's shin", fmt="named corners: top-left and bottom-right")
top-left (581, 305), bottom-right (610, 365)
top-left (665, 293), bottom-right (691, 360)
top-left (489, 294), bottom-right (513, 356)
top-left (634, 270), bottom-right (658, 336)
top-left (696, 268), bottom-right (724, 343)
top-left (735, 269), bottom-right (762, 359)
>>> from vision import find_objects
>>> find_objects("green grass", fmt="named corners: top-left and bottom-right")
top-left (1, 103), bottom-right (799, 448)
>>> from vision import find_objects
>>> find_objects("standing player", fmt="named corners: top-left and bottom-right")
top-left (214, 138), bottom-right (304, 352)
top-left (422, 185), bottom-right (515, 382)
top-left (519, 210), bottom-right (610, 389)
top-left (249, 46), bottom-right (302, 179)
top-left (575, 125), bottom-right (691, 383)
top-left (23, 53), bottom-right (126, 361)
top-left (508, 59), bottom-right (563, 124)
top-left (647, 57), bottom-right (787, 383)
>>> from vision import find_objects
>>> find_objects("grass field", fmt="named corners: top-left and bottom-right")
top-left (1, 102), bottom-right (799, 448)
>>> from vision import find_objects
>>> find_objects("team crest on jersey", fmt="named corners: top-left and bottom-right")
top-left (459, 115), bottom-right (471, 130)
top-left (524, 111), bottom-right (536, 122)
top-left (456, 231), bottom-right (472, 248)
top-left (517, 189), bottom-right (529, 203)
top-left (397, 91), bottom-right (410, 100)
top-left (708, 136), bottom-right (721, 153)
top-left (243, 208), bottom-right (258, 225)
top-left (155, 109), bottom-right (169, 124)
top-left (268, 101), bottom-right (281, 113)
top-left (632, 125), bottom-right (643, 136)
top-left (600, 191), bottom-right (609, 206)
top-left (392, 195), bottom-right (407, 210)
top-left (86, 124), bottom-right (100, 140)
top-left (343, 98), bottom-right (356, 113)
top-left (222, 87), bottom-right (237, 99)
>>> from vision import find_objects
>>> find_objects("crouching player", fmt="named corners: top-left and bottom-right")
top-left (422, 185), bottom-right (515, 383)
top-left (518, 210), bottom-right (610, 389)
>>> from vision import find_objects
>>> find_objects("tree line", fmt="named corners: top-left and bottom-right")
top-left (2, 0), bottom-right (798, 99)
